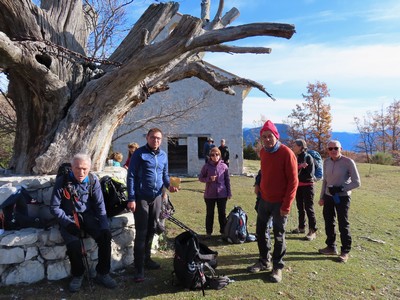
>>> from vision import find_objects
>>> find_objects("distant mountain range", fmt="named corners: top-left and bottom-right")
top-left (243, 124), bottom-right (360, 152)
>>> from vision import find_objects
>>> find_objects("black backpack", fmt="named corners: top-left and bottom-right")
top-left (0, 187), bottom-right (56, 230)
top-left (100, 176), bottom-right (128, 217)
top-left (223, 206), bottom-right (248, 244)
top-left (173, 231), bottom-right (226, 295)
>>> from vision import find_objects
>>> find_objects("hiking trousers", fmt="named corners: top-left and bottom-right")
top-left (295, 184), bottom-right (317, 231)
top-left (204, 197), bottom-right (227, 235)
top-left (61, 211), bottom-right (112, 277)
top-left (322, 194), bottom-right (352, 253)
top-left (133, 195), bottom-right (162, 270)
top-left (256, 200), bottom-right (288, 269)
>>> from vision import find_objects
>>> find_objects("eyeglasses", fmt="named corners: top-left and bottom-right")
top-left (210, 153), bottom-right (220, 157)
top-left (328, 147), bottom-right (339, 151)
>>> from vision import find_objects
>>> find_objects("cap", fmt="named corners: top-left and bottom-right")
top-left (259, 120), bottom-right (280, 139)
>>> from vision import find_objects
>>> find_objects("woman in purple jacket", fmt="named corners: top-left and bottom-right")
top-left (199, 147), bottom-right (232, 238)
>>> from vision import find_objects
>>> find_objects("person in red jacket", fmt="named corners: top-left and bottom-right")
top-left (247, 120), bottom-right (298, 283)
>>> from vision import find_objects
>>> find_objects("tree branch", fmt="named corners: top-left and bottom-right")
top-left (188, 22), bottom-right (295, 50)
top-left (204, 44), bottom-right (272, 54)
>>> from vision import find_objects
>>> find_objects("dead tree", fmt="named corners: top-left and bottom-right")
top-left (0, 0), bottom-right (295, 174)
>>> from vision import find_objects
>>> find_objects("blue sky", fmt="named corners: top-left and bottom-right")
top-left (159, 0), bottom-right (400, 132)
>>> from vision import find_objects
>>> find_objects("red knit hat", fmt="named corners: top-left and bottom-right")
top-left (260, 120), bottom-right (280, 139)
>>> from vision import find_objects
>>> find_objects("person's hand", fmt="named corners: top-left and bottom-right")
top-left (328, 185), bottom-right (344, 195)
top-left (299, 162), bottom-right (308, 168)
top-left (66, 223), bottom-right (80, 236)
top-left (127, 201), bottom-right (136, 213)
top-left (169, 186), bottom-right (178, 193)
top-left (210, 175), bottom-right (217, 182)
top-left (318, 198), bottom-right (324, 206)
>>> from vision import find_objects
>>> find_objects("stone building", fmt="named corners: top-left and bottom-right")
top-left (112, 65), bottom-right (251, 176)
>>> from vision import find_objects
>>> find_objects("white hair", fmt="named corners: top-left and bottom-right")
top-left (327, 140), bottom-right (342, 148)
top-left (71, 153), bottom-right (92, 166)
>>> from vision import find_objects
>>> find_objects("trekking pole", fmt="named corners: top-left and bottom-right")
top-left (64, 185), bottom-right (94, 292)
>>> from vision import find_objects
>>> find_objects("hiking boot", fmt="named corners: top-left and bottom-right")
top-left (145, 258), bottom-right (160, 270)
top-left (291, 228), bottom-right (305, 234)
top-left (270, 268), bottom-right (282, 283)
top-left (69, 275), bottom-right (83, 293)
top-left (305, 230), bottom-right (317, 241)
top-left (247, 259), bottom-right (272, 273)
top-left (318, 246), bottom-right (338, 255)
top-left (338, 252), bottom-right (349, 263)
top-left (95, 273), bottom-right (117, 289)
top-left (134, 268), bottom-right (144, 283)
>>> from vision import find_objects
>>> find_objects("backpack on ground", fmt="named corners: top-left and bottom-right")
top-left (100, 176), bottom-right (128, 217)
top-left (307, 150), bottom-right (323, 181)
top-left (0, 187), bottom-right (56, 230)
top-left (173, 231), bottom-right (228, 295)
top-left (223, 206), bottom-right (248, 244)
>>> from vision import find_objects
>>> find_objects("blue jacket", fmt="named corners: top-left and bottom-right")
top-left (50, 172), bottom-right (109, 230)
top-left (199, 159), bottom-right (231, 199)
top-left (127, 144), bottom-right (171, 202)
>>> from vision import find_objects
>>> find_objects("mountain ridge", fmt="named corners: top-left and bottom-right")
top-left (243, 124), bottom-right (360, 152)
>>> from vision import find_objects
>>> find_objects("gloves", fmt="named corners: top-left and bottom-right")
top-left (328, 185), bottom-right (344, 195)
top-left (66, 223), bottom-right (81, 237)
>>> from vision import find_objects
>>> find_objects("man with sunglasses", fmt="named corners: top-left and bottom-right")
top-left (318, 140), bottom-right (361, 263)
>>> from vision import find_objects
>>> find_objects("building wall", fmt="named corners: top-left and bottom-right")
top-left (112, 74), bottom-right (250, 176)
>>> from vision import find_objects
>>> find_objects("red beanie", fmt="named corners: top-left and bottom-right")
top-left (260, 120), bottom-right (280, 139)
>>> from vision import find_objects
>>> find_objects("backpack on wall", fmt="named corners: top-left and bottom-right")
top-left (307, 150), bottom-right (323, 181)
top-left (100, 176), bottom-right (128, 217)
top-left (173, 231), bottom-right (227, 295)
top-left (0, 187), bottom-right (55, 230)
top-left (223, 206), bottom-right (248, 244)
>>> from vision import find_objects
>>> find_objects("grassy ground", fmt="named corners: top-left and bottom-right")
top-left (1, 161), bottom-right (399, 299)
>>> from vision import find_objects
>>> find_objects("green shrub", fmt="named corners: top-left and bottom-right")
top-left (371, 151), bottom-right (394, 165)
top-left (243, 144), bottom-right (259, 160)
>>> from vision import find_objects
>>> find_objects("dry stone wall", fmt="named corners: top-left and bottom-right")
top-left (0, 167), bottom-right (136, 286)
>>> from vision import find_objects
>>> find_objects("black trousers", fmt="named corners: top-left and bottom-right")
top-left (60, 212), bottom-right (112, 277)
top-left (322, 194), bottom-right (352, 253)
top-left (133, 195), bottom-right (161, 270)
top-left (295, 185), bottom-right (317, 231)
top-left (204, 198), bottom-right (227, 235)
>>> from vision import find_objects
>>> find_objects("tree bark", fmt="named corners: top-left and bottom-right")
top-left (0, 0), bottom-right (295, 174)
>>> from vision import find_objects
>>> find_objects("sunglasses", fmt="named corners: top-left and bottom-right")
top-left (210, 153), bottom-right (220, 157)
top-left (328, 147), bottom-right (339, 151)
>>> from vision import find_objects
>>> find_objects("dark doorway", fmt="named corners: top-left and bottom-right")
top-left (168, 137), bottom-right (188, 174)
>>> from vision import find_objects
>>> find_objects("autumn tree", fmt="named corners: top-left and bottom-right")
top-left (0, 0), bottom-right (295, 174)
top-left (385, 99), bottom-right (400, 152)
top-left (354, 114), bottom-right (376, 162)
top-left (286, 81), bottom-right (332, 153)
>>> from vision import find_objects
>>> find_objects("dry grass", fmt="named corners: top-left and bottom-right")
top-left (1, 161), bottom-right (399, 299)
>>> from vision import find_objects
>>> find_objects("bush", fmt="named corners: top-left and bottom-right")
top-left (243, 144), bottom-right (259, 160)
top-left (371, 152), bottom-right (394, 165)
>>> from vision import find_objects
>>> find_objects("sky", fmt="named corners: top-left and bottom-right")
top-left (142, 0), bottom-right (400, 133)
top-left (2, 0), bottom-right (399, 133)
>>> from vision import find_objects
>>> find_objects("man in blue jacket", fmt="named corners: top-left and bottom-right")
top-left (127, 128), bottom-right (178, 282)
top-left (51, 153), bottom-right (116, 292)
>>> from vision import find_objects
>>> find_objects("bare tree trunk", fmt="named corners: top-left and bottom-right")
top-left (0, 0), bottom-right (295, 174)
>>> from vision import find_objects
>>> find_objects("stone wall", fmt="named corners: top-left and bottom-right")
top-left (0, 167), bottom-right (136, 286)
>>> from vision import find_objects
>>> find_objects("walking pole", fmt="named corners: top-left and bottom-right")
top-left (64, 185), bottom-right (94, 291)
